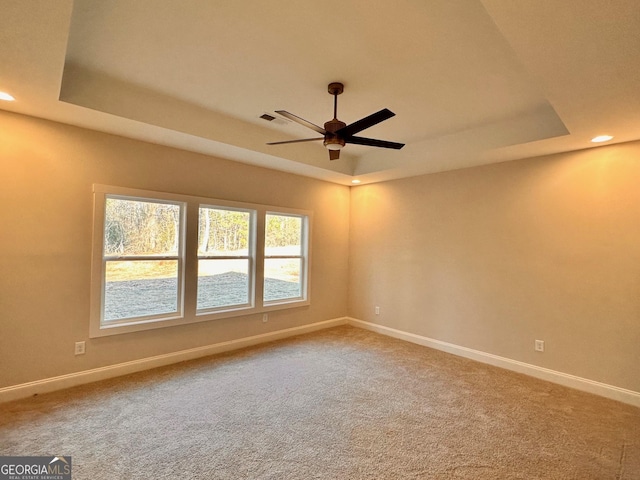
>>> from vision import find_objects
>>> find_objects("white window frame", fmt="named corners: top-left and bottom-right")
top-left (263, 212), bottom-right (310, 306)
top-left (90, 185), bottom-right (311, 338)
top-left (196, 204), bottom-right (257, 314)
top-left (101, 194), bottom-right (186, 325)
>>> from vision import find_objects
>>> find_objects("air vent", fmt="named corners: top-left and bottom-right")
top-left (259, 113), bottom-right (290, 125)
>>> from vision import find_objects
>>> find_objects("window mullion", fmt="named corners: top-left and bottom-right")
top-left (183, 202), bottom-right (200, 319)
top-left (255, 210), bottom-right (266, 309)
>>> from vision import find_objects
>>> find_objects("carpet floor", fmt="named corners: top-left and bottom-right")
top-left (1, 325), bottom-right (639, 479)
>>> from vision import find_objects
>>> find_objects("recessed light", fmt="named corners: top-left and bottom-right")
top-left (591, 135), bottom-right (613, 143)
top-left (0, 91), bottom-right (15, 101)
top-left (351, 179), bottom-right (361, 184)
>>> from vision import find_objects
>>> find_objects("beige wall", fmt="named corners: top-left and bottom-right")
top-left (349, 142), bottom-right (640, 392)
top-left (0, 110), bottom-right (350, 388)
top-left (2, 106), bottom-right (639, 396)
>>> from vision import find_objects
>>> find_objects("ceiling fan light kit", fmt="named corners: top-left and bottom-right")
top-left (267, 82), bottom-right (404, 160)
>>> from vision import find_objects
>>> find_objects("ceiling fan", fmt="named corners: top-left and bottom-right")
top-left (267, 82), bottom-right (405, 160)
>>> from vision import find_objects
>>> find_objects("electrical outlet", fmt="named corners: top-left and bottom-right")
top-left (534, 340), bottom-right (544, 352)
top-left (262, 313), bottom-right (268, 323)
top-left (74, 341), bottom-right (86, 355)
top-left (375, 306), bottom-right (380, 315)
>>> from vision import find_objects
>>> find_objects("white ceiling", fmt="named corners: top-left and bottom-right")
top-left (2, 0), bottom-right (640, 185)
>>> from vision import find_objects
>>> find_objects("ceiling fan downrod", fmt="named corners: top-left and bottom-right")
top-left (328, 82), bottom-right (343, 120)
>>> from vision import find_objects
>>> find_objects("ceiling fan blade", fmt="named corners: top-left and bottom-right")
top-left (267, 137), bottom-right (323, 145)
top-left (337, 108), bottom-right (395, 137)
top-left (275, 110), bottom-right (326, 135)
top-left (329, 149), bottom-right (340, 160)
top-left (345, 136), bottom-right (405, 150)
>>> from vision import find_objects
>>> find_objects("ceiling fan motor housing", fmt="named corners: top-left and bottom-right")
top-left (323, 118), bottom-right (347, 149)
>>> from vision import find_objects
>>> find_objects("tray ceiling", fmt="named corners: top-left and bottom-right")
top-left (2, 1), bottom-right (639, 185)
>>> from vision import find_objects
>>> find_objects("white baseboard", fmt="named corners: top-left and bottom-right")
top-left (0, 317), bottom-right (348, 404)
top-left (4, 317), bottom-right (638, 408)
top-left (347, 317), bottom-right (640, 408)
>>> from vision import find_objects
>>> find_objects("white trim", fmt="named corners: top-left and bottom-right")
top-left (0, 317), bottom-right (347, 404)
top-left (347, 318), bottom-right (640, 408)
top-left (5, 316), bottom-right (638, 408)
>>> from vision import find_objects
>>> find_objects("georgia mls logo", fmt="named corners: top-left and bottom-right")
top-left (0, 455), bottom-right (72, 480)
top-left (49, 456), bottom-right (70, 469)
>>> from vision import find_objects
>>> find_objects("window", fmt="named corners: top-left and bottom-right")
top-left (102, 196), bottom-right (185, 324)
top-left (90, 185), bottom-right (311, 337)
top-left (264, 213), bottom-right (308, 304)
top-left (197, 206), bottom-right (255, 312)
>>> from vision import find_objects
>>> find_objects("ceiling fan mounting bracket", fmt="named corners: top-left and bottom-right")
top-left (328, 82), bottom-right (344, 96)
